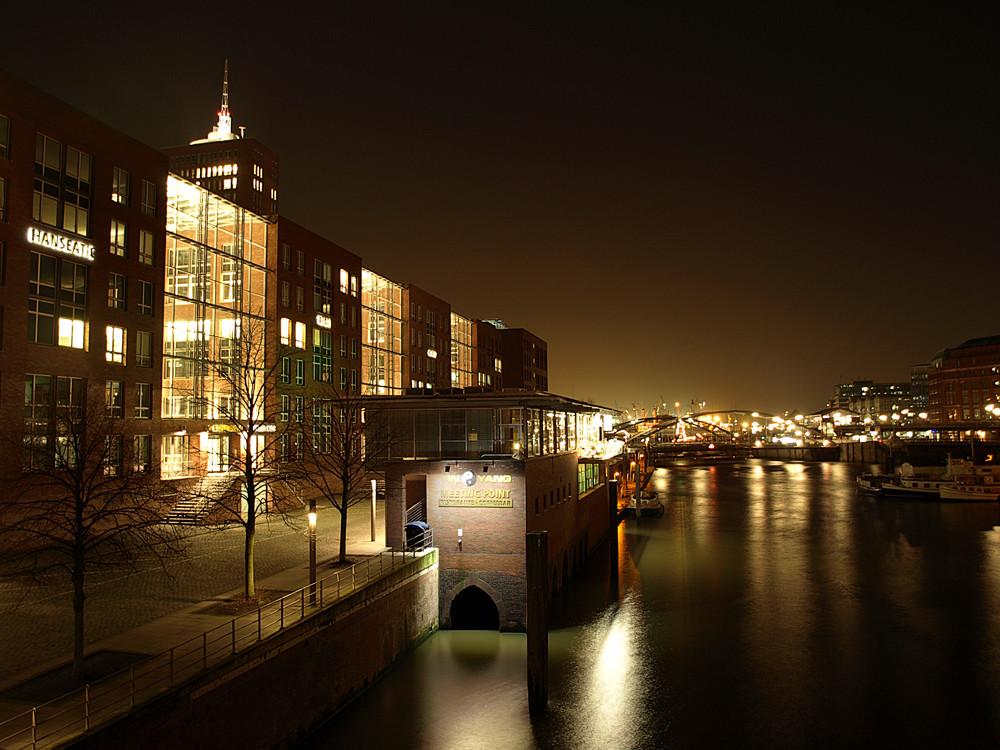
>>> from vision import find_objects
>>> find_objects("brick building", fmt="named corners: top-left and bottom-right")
top-left (928, 336), bottom-right (1000, 423)
top-left (380, 392), bottom-right (617, 630)
top-left (0, 70), bottom-right (168, 476)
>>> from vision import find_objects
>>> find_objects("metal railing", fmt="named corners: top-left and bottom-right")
top-left (0, 548), bottom-right (432, 750)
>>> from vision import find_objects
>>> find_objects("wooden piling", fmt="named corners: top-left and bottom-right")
top-left (526, 531), bottom-right (548, 715)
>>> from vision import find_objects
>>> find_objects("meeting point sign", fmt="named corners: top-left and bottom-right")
top-left (438, 470), bottom-right (515, 508)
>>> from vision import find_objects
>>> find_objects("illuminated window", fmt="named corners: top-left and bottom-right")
top-left (339, 268), bottom-right (348, 293)
top-left (295, 321), bottom-right (306, 349)
top-left (110, 220), bottom-right (127, 257)
top-left (106, 325), bottom-right (126, 363)
top-left (280, 317), bottom-right (291, 345)
top-left (105, 380), bottom-right (123, 417)
top-left (112, 167), bottom-right (130, 205)
top-left (350, 275), bottom-right (357, 296)
top-left (108, 272), bottom-right (126, 310)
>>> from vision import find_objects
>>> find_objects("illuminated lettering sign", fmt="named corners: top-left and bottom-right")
top-left (438, 471), bottom-right (515, 507)
top-left (26, 227), bottom-right (96, 261)
top-left (315, 314), bottom-right (332, 329)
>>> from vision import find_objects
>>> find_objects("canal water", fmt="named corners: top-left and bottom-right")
top-left (302, 461), bottom-right (1000, 749)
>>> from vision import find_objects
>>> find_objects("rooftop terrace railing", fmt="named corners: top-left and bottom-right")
top-left (0, 546), bottom-right (434, 750)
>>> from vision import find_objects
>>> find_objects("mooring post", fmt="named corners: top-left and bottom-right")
top-left (526, 530), bottom-right (549, 716)
top-left (608, 478), bottom-right (620, 602)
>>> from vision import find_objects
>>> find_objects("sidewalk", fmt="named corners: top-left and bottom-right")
top-left (0, 502), bottom-right (387, 720)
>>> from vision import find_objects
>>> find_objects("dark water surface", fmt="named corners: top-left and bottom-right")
top-left (303, 461), bottom-right (1000, 749)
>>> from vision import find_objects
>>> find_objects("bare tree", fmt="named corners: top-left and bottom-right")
top-left (181, 314), bottom-right (302, 599)
top-left (0, 385), bottom-right (183, 681)
top-left (299, 385), bottom-right (394, 568)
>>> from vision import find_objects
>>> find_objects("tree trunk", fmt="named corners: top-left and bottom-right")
top-left (72, 561), bottom-right (85, 681)
top-left (245, 482), bottom-right (257, 599)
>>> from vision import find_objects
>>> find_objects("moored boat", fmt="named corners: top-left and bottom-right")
top-left (856, 473), bottom-right (890, 494)
top-left (938, 466), bottom-right (1000, 502)
top-left (881, 459), bottom-right (975, 500)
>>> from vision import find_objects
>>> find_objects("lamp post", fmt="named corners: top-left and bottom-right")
top-left (308, 501), bottom-right (317, 605)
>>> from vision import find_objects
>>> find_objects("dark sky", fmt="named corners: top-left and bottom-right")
top-left (4, 2), bottom-right (996, 413)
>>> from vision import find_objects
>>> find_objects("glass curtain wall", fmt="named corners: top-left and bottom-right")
top-left (450, 312), bottom-right (474, 389)
top-left (361, 269), bottom-right (406, 394)
top-left (161, 176), bottom-right (269, 476)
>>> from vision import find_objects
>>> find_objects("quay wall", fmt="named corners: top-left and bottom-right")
top-left (68, 551), bottom-right (439, 750)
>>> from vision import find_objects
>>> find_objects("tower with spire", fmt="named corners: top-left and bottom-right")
top-left (163, 61), bottom-right (280, 216)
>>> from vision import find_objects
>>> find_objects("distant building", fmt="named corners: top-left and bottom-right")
top-left (404, 284), bottom-right (451, 392)
top-left (927, 336), bottom-right (1000, 422)
top-left (910, 363), bottom-right (930, 411)
top-left (484, 320), bottom-right (548, 391)
top-left (163, 63), bottom-right (279, 218)
top-left (828, 380), bottom-right (911, 423)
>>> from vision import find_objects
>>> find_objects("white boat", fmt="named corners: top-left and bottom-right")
top-left (623, 494), bottom-right (665, 516)
top-left (938, 466), bottom-right (1000, 501)
top-left (856, 473), bottom-right (890, 494)
top-left (881, 459), bottom-right (974, 499)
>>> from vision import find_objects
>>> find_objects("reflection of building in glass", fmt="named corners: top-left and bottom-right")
top-left (360, 269), bottom-right (406, 394)
top-left (161, 175), bottom-right (270, 478)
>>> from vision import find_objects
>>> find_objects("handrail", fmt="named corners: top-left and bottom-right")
top-left (0, 547), bottom-right (434, 750)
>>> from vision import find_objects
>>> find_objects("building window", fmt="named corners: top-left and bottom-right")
top-left (340, 367), bottom-right (347, 391)
top-left (140, 179), bottom-right (157, 217)
top-left (282, 243), bottom-right (291, 271)
top-left (339, 268), bottom-right (348, 293)
top-left (297, 250), bottom-right (305, 276)
top-left (296, 286), bottom-right (304, 311)
top-left (135, 383), bottom-right (152, 419)
top-left (313, 328), bottom-right (332, 382)
top-left (0, 177), bottom-right (7, 222)
top-left (108, 273), bottom-right (127, 310)
top-left (351, 369), bottom-right (358, 392)
top-left (106, 325), bottom-right (126, 363)
top-left (281, 281), bottom-right (290, 308)
top-left (295, 396), bottom-right (304, 423)
top-left (280, 356), bottom-right (290, 384)
top-left (139, 230), bottom-right (154, 265)
top-left (136, 330), bottom-right (152, 367)
top-left (134, 434), bottom-right (152, 473)
top-left (29, 252), bottom-right (86, 349)
top-left (0, 114), bottom-right (9, 159)
top-left (138, 280), bottom-right (154, 316)
top-left (295, 321), bottom-right (306, 349)
top-left (351, 338), bottom-right (358, 360)
top-left (112, 167), bottom-right (130, 205)
top-left (350, 275), bottom-right (358, 296)
top-left (295, 358), bottom-right (305, 386)
top-left (280, 395), bottom-right (289, 422)
top-left (104, 435), bottom-right (124, 476)
top-left (106, 380), bottom-right (123, 418)
top-left (110, 220), bottom-right (127, 257)
top-left (280, 317), bottom-right (291, 345)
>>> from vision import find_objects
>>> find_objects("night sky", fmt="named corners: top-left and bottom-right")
top-left (3, 3), bottom-right (996, 414)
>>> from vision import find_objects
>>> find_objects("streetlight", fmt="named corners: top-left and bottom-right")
top-left (308, 502), bottom-right (317, 605)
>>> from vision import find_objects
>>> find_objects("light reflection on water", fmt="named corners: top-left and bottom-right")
top-left (303, 461), bottom-right (1000, 749)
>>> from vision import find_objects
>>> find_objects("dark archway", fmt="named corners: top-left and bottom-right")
top-left (449, 585), bottom-right (500, 630)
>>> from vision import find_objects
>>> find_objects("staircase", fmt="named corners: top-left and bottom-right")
top-left (163, 473), bottom-right (236, 525)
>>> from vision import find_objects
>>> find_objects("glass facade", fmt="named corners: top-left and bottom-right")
top-left (161, 176), bottom-right (269, 475)
top-left (361, 269), bottom-right (406, 394)
top-left (450, 312), bottom-right (474, 389)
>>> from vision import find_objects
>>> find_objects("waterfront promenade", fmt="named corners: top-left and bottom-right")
top-left (0, 503), bottom-right (386, 713)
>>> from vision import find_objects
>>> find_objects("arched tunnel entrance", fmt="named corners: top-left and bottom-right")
top-left (449, 585), bottom-right (500, 630)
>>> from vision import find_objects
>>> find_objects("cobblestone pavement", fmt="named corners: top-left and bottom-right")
top-left (0, 502), bottom-right (384, 685)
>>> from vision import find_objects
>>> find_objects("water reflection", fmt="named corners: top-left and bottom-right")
top-left (303, 461), bottom-right (1000, 749)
